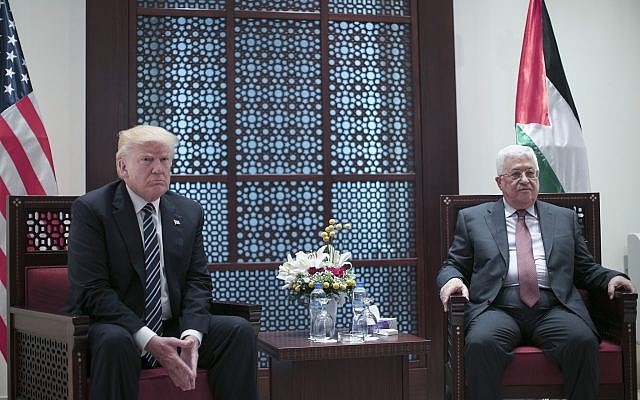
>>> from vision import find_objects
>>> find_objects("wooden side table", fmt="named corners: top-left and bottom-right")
top-left (258, 330), bottom-right (429, 400)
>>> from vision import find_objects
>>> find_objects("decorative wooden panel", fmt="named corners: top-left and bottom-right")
top-left (134, 0), bottom-right (421, 371)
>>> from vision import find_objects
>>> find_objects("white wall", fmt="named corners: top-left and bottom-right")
top-left (453, 0), bottom-right (640, 270)
top-left (1, 0), bottom-right (86, 397)
top-left (12, 0), bottom-right (86, 197)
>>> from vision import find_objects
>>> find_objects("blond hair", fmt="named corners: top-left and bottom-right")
top-left (116, 125), bottom-right (178, 161)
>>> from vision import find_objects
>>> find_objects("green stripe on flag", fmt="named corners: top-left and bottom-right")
top-left (515, 125), bottom-right (565, 193)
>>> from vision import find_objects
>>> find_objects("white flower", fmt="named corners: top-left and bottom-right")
top-left (276, 218), bottom-right (356, 302)
top-left (276, 250), bottom-right (329, 288)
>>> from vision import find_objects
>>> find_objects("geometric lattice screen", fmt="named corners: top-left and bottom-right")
top-left (135, 1), bottom-right (419, 367)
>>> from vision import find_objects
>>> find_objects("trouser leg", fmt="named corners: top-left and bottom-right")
top-left (88, 323), bottom-right (141, 400)
top-left (533, 306), bottom-right (599, 400)
top-left (465, 308), bottom-right (521, 400)
top-left (198, 315), bottom-right (258, 400)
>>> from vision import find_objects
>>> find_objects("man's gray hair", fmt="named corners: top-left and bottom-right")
top-left (495, 144), bottom-right (539, 175)
top-left (116, 125), bottom-right (178, 160)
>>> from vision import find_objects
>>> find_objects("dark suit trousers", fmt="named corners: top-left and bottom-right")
top-left (464, 287), bottom-right (599, 400)
top-left (88, 315), bottom-right (257, 400)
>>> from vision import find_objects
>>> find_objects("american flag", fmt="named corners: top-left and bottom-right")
top-left (0, 0), bottom-right (58, 360)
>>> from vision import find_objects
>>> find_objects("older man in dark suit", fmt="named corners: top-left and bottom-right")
top-left (67, 125), bottom-right (257, 400)
top-left (437, 144), bottom-right (636, 400)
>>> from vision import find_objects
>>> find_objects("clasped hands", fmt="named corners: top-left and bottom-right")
top-left (439, 276), bottom-right (638, 313)
top-left (145, 335), bottom-right (199, 391)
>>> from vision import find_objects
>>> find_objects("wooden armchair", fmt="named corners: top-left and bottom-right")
top-left (440, 193), bottom-right (637, 400)
top-left (6, 195), bottom-right (262, 400)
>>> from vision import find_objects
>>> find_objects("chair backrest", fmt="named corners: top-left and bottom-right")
top-left (6, 195), bottom-right (76, 313)
top-left (440, 192), bottom-right (601, 262)
top-left (440, 193), bottom-right (601, 306)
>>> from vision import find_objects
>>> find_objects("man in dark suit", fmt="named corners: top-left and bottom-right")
top-left (437, 144), bottom-right (636, 400)
top-left (67, 125), bottom-right (257, 400)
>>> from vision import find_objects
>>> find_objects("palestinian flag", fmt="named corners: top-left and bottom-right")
top-left (515, 0), bottom-right (590, 193)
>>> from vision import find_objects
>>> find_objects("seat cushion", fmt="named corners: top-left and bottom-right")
top-left (26, 266), bottom-right (215, 398)
top-left (139, 368), bottom-right (211, 399)
top-left (502, 341), bottom-right (622, 385)
top-left (25, 266), bottom-right (70, 313)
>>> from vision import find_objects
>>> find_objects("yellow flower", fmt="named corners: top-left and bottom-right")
top-left (336, 223), bottom-right (343, 230)
top-left (329, 218), bottom-right (336, 225)
top-left (294, 285), bottom-right (301, 292)
top-left (329, 231), bottom-right (336, 238)
top-left (308, 281), bottom-right (315, 288)
top-left (324, 225), bottom-right (334, 232)
top-left (344, 223), bottom-right (351, 229)
top-left (332, 282), bottom-right (340, 290)
top-left (323, 282), bottom-right (330, 289)
top-left (346, 279), bottom-right (355, 287)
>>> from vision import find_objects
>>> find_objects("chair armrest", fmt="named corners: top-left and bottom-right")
top-left (444, 294), bottom-right (467, 400)
top-left (9, 306), bottom-right (89, 400)
top-left (588, 290), bottom-right (638, 398)
top-left (210, 301), bottom-right (262, 335)
top-left (588, 290), bottom-right (637, 343)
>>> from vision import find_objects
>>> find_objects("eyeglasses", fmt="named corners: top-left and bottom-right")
top-left (501, 169), bottom-right (538, 181)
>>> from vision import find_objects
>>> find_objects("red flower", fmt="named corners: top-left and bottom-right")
top-left (326, 267), bottom-right (345, 277)
top-left (308, 267), bottom-right (324, 275)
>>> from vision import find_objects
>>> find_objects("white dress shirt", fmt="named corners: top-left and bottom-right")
top-left (503, 199), bottom-right (550, 288)
top-left (126, 186), bottom-right (202, 353)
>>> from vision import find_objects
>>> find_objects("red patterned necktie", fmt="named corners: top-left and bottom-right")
top-left (516, 210), bottom-right (539, 307)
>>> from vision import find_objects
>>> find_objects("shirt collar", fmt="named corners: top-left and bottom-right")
top-left (125, 185), bottom-right (161, 215)
top-left (502, 198), bottom-right (537, 219)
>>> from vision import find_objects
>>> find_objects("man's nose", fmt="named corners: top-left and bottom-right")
top-left (150, 160), bottom-right (165, 172)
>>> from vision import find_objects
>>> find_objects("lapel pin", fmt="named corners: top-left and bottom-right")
top-left (173, 219), bottom-right (180, 225)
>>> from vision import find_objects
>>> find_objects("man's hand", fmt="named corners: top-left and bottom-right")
top-left (179, 335), bottom-right (200, 389)
top-left (607, 275), bottom-right (637, 299)
top-left (440, 278), bottom-right (469, 312)
top-left (145, 336), bottom-right (197, 391)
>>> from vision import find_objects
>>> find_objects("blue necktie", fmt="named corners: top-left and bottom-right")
top-left (141, 203), bottom-right (163, 367)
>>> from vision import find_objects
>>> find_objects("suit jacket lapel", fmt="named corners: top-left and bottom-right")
top-left (486, 200), bottom-right (509, 266)
top-left (536, 200), bottom-right (555, 261)
top-left (160, 194), bottom-right (184, 312)
top-left (112, 181), bottom-right (146, 284)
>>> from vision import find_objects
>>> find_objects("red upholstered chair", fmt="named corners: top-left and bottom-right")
top-left (6, 195), bottom-right (261, 400)
top-left (440, 193), bottom-right (637, 400)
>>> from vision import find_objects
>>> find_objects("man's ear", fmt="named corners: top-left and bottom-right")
top-left (116, 158), bottom-right (127, 179)
top-left (495, 176), bottom-right (503, 190)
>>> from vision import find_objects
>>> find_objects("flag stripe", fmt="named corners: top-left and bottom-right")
top-left (0, 315), bottom-right (6, 360)
top-left (0, 240), bottom-right (6, 285)
top-left (516, 124), bottom-right (564, 192)
top-left (3, 97), bottom-right (56, 194)
top-left (16, 94), bottom-right (56, 173)
top-left (515, 0), bottom-right (549, 126)
top-left (0, 118), bottom-right (46, 195)
top-left (0, 176), bottom-right (8, 217)
top-left (0, 142), bottom-right (27, 196)
top-left (541, 1), bottom-right (580, 125)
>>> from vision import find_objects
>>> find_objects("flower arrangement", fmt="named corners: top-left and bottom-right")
top-left (276, 218), bottom-right (356, 304)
